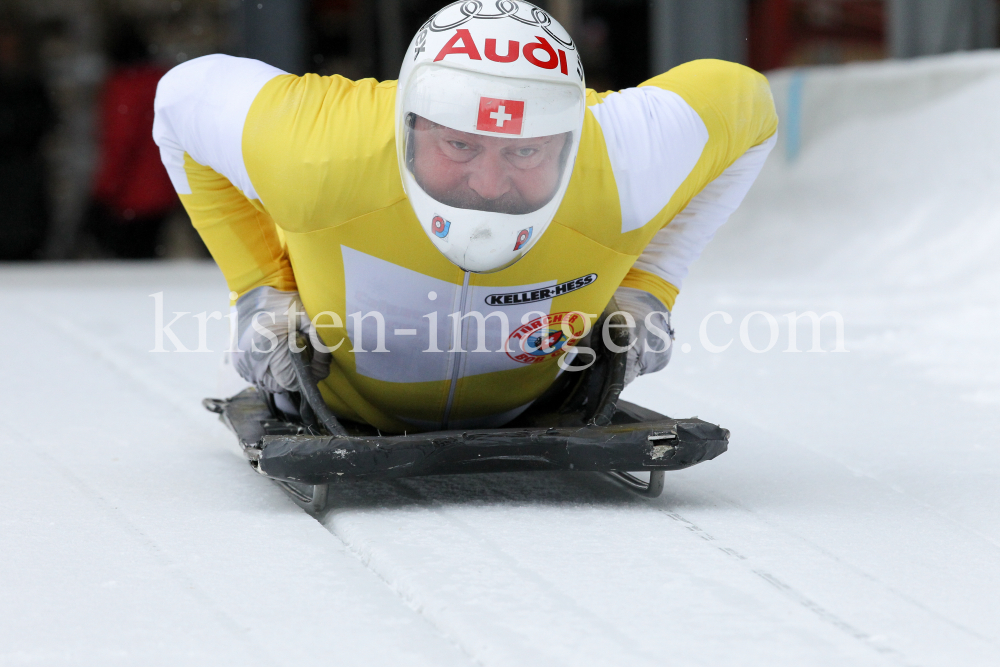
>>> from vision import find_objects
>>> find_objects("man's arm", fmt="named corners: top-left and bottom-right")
top-left (153, 54), bottom-right (295, 296)
top-left (629, 133), bottom-right (775, 299)
top-left (587, 59), bottom-right (778, 382)
top-left (153, 55), bottom-right (338, 393)
top-left (589, 59), bottom-right (778, 311)
top-left (613, 134), bottom-right (774, 384)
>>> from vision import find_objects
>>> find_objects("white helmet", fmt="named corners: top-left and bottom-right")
top-left (396, 1), bottom-right (586, 273)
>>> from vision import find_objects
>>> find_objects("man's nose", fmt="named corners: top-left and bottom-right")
top-left (467, 151), bottom-right (511, 201)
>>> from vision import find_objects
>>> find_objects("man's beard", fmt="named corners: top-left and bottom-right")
top-left (432, 186), bottom-right (545, 215)
top-left (415, 177), bottom-right (552, 215)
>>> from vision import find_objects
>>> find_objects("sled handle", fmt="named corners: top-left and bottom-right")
top-left (290, 333), bottom-right (349, 437)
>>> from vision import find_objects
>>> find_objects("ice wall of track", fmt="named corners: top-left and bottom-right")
top-left (694, 51), bottom-right (1000, 403)
top-left (713, 51), bottom-right (1000, 289)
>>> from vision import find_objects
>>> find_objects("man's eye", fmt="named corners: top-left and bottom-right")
top-left (514, 148), bottom-right (538, 157)
top-left (448, 141), bottom-right (470, 150)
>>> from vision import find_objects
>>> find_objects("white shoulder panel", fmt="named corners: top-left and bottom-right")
top-left (589, 87), bottom-right (709, 234)
top-left (153, 54), bottom-right (284, 198)
top-left (634, 134), bottom-right (776, 291)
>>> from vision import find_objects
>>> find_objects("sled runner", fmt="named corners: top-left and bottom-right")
top-left (203, 312), bottom-right (729, 512)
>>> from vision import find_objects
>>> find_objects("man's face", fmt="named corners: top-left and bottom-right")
top-left (411, 116), bottom-right (570, 215)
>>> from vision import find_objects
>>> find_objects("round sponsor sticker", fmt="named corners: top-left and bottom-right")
top-left (432, 215), bottom-right (451, 238)
top-left (506, 311), bottom-right (587, 364)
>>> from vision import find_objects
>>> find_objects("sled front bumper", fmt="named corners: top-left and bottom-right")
top-left (209, 389), bottom-right (729, 485)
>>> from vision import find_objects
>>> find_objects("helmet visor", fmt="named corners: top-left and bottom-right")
top-left (406, 113), bottom-right (573, 216)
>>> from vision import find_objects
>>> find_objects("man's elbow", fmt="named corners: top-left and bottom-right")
top-left (153, 54), bottom-right (225, 147)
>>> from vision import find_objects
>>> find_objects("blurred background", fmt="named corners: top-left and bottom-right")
top-left (0, 0), bottom-right (997, 262)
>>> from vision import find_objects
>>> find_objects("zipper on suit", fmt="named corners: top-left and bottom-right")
top-left (442, 270), bottom-right (471, 429)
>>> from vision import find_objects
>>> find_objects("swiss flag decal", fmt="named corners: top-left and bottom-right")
top-left (476, 97), bottom-right (525, 135)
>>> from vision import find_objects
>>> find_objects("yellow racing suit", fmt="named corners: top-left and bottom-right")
top-left (153, 56), bottom-right (778, 432)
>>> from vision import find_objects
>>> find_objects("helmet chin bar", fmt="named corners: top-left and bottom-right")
top-left (459, 249), bottom-right (525, 275)
top-left (404, 169), bottom-right (555, 273)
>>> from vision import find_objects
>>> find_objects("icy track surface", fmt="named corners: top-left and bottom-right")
top-left (4, 54), bottom-right (1000, 666)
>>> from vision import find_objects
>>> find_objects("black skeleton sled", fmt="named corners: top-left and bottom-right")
top-left (203, 309), bottom-right (730, 512)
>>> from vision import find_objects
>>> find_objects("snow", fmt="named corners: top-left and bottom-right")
top-left (4, 52), bottom-right (1000, 665)
top-left (0, 265), bottom-right (469, 667)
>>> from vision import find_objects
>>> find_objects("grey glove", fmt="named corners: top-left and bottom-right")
top-left (231, 286), bottom-right (332, 393)
top-left (612, 287), bottom-right (675, 385)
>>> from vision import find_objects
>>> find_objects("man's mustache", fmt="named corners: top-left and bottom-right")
top-left (433, 187), bottom-right (536, 215)
top-left (415, 178), bottom-right (557, 215)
